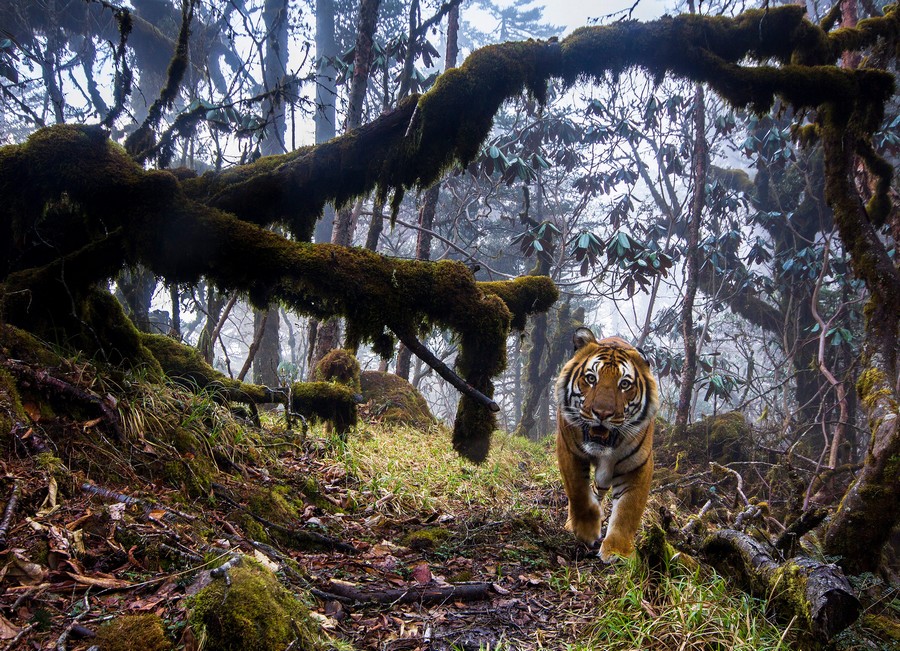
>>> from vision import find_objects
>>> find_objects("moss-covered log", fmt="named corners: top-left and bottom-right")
top-left (702, 529), bottom-right (860, 643)
top-left (142, 333), bottom-right (358, 433)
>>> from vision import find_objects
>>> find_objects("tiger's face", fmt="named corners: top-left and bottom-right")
top-left (556, 329), bottom-right (658, 452)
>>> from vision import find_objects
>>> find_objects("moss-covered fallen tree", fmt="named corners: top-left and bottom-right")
top-left (1, 6), bottom-right (899, 550)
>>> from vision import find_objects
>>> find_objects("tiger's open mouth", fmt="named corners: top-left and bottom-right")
top-left (582, 424), bottom-right (619, 448)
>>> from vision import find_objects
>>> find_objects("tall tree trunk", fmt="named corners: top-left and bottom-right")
top-left (169, 285), bottom-right (181, 338)
top-left (307, 0), bottom-right (338, 376)
top-left (820, 116), bottom-right (900, 572)
top-left (313, 0), bottom-right (337, 246)
top-left (675, 84), bottom-right (707, 429)
top-left (517, 303), bottom-right (583, 440)
top-left (252, 0), bottom-right (289, 388)
top-left (253, 307), bottom-right (281, 386)
top-left (198, 284), bottom-right (224, 365)
top-left (117, 266), bottom-right (157, 333)
top-left (395, 4), bottom-right (459, 380)
top-left (313, 0), bottom-right (380, 375)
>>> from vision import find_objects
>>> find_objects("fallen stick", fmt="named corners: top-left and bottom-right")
top-left (319, 579), bottom-right (493, 606)
top-left (0, 480), bottom-right (21, 548)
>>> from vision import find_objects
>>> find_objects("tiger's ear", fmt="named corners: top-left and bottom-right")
top-left (634, 346), bottom-right (652, 367)
top-left (573, 327), bottom-right (597, 351)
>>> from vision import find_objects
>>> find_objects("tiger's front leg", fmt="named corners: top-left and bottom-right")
top-left (557, 429), bottom-right (602, 545)
top-left (599, 452), bottom-right (653, 562)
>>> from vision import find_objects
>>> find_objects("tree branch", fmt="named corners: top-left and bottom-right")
top-left (392, 329), bottom-right (499, 412)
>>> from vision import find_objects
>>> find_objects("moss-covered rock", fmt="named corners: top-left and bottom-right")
top-left (188, 560), bottom-right (325, 651)
top-left (95, 613), bottom-right (172, 651)
top-left (360, 370), bottom-right (435, 428)
top-left (314, 348), bottom-right (361, 392)
top-left (0, 323), bottom-right (63, 368)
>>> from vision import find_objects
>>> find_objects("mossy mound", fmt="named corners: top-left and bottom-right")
top-left (0, 323), bottom-right (63, 368)
top-left (402, 526), bottom-right (450, 550)
top-left (360, 370), bottom-right (436, 428)
top-left (188, 560), bottom-right (325, 651)
top-left (141, 332), bottom-right (269, 400)
top-left (656, 411), bottom-right (750, 469)
top-left (314, 348), bottom-right (361, 392)
top-left (95, 613), bottom-right (172, 651)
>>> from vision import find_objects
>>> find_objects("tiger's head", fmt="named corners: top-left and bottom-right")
top-left (556, 328), bottom-right (659, 450)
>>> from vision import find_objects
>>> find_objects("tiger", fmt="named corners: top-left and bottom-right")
top-left (555, 327), bottom-right (659, 561)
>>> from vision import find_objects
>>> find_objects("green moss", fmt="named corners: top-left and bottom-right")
top-left (860, 614), bottom-right (900, 642)
top-left (290, 381), bottom-right (358, 435)
top-left (240, 514), bottom-right (270, 543)
top-left (359, 370), bottom-right (435, 428)
top-left (162, 456), bottom-right (214, 498)
top-left (856, 367), bottom-right (890, 409)
top-left (34, 452), bottom-right (64, 474)
top-left (0, 324), bottom-right (61, 367)
top-left (95, 613), bottom-right (172, 651)
top-left (478, 276), bottom-right (559, 331)
top-left (141, 333), bottom-right (266, 401)
top-left (314, 349), bottom-right (361, 392)
top-left (187, 560), bottom-right (325, 651)
top-left (402, 527), bottom-right (450, 550)
top-left (0, 368), bottom-right (24, 446)
top-left (297, 475), bottom-right (336, 513)
top-left (248, 485), bottom-right (299, 523)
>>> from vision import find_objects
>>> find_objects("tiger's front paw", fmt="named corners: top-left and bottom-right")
top-left (598, 531), bottom-right (634, 563)
top-left (565, 506), bottom-right (602, 546)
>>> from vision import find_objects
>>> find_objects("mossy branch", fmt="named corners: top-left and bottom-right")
top-left (176, 7), bottom-right (898, 243)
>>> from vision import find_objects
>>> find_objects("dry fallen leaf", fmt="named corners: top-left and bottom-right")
top-left (6, 550), bottom-right (48, 585)
top-left (66, 572), bottom-right (132, 590)
top-left (35, 476), bottom-right (59, 518)
top-left (412, 562), bottom-right (432, 585)
top-left (0, 613), bottom-right (20, 640)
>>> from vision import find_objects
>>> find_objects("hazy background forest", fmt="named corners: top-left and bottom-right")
top-left (2, 0), bottom-right (900, 647)
top-left (1, 0), bottom-right (869, 443)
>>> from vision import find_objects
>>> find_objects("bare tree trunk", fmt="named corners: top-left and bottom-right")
top-left (308, 0), bottom-right (338, 374)
top-left (675, 84), bottom-right (707, 429)
top-left (116, 266), bottom-right (156, 333)
top-left (198, 284), bottom-right (224, 365)
top-left (518, 303), bottom-right (583, 440)
top-left (310, 0), bottom-right (382, 371)
top-left (253, 307), bottom-right (281, 386)
top-left (252, 0), bottom-right (288, 388)
top-left (169, 284), bottom-right (181, 338)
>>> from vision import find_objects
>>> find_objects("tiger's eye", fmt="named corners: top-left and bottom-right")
top-left (585, 373), bottom-right (597, 386)
top-left (619, 378), bottom-right (632, 391)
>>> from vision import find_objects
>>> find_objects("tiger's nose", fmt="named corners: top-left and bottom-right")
top-left (593, 408), bottom-right (614, 420)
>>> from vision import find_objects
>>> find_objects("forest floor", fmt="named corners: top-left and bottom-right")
top-left (0, 368), bottom-right (897, 650)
